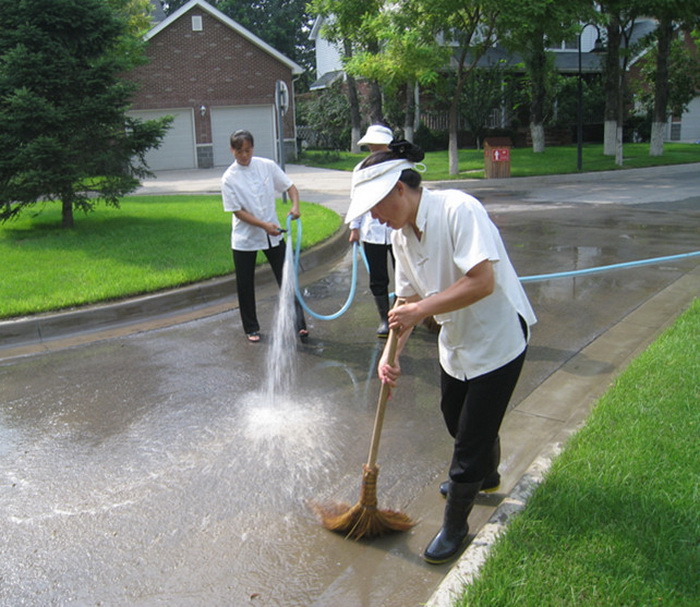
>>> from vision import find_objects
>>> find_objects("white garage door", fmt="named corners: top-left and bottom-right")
top-left (128, 109), bottom-right (196, 171)
top-left (212, 105), bottom-right (276, 167)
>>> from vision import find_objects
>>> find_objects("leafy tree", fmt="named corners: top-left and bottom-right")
top-left (296, 81), bottom-right (351, 149)
top-left (308, 0), bottom-right (385, 151)
top-left (342, 4), bottom-right (448, 142)
top-left (403, 0), bottom-right (505, 174)
top-left (634, 0), bottom-right (700, 156)
top-left (498, 0), bottom-right (593, 153)
top-left (598, 0), bottom-right (644, 163)
top-left (460, 65), bottom-right (514, 148)
top-left (0, 0), bottom-right (171, 228)
top-left (635, 29), bottom-right (700, 149)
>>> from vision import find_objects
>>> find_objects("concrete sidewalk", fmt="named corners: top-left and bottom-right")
top-left (135, 161), bottom-right (700, 209)
top-left (133, 164), bottom-right (355, 215)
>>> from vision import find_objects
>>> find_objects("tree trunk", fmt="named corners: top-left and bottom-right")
top-left (650, 18), bottom-right (673, 157)
top-left (448, 93), bottom-right (460, 175)
top-left (615, 18), bottom-right (635, 168)
top-left (603, 22), bottom-right (621, 156)
top-left (368, 80), bottom-right (383, 124)
top-left (62, 196), bottom-right (74, 229)
top-left (650, 122), bottom-right (665, 153)
top-left (343, 40), bottom-right (363, 153)
top-left (366, 39), bottom-right (384, 124)
top-left (448, 66), bottom-right (469, 175)
top-left (530, 123), bottom-right (545, 152)
top-left (604, 120), bottom-right (617, 153)
top-left (527, 39), bottom-right (547, 153)
top-left (404, 81), bottom-right (416, 142)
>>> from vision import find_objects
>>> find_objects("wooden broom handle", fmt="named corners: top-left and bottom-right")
top-left (366, 298), bottom-right (404, 468)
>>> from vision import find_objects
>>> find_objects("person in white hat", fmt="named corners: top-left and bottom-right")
top-left (346, 140), bottom-right (537, 565)
top-left (349, 124), bottom-right (395, 337)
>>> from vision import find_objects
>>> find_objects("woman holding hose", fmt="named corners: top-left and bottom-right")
top-left (344, 141), bottom-right (536, 564)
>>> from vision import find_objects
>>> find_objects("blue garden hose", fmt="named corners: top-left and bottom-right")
top-left (519, 251), bottom-right (700, 283)
top-left (287, 215), bottom-right (368, 320)
top-left (288, 215), bottom-right (699, 319)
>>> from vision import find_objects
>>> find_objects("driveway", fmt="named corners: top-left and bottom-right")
top-left (0, 163), bottom-right (698, 606)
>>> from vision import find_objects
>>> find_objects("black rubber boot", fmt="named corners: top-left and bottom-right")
top-left (374, 295), bottom-right (390, 338)
top-left (440, 437), bottom-right (502, 496)
top-left (424, 480), bottom-right (482, 564)
top-left (439, 469), bottom-right (500, 497)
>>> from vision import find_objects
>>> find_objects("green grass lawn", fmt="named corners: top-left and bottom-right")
top-left (0, 195), bottom-right (340, 319)
top-left (456, 298), bottom-right (700, 607)
top-left (298, 142), bottom-right (700, 180)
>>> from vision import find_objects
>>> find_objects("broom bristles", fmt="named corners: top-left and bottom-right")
top-left (313, 464), bottom-right (415, 539)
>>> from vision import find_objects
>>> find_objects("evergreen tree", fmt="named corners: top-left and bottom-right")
top-left (0, 0), bottom-right (171, 228)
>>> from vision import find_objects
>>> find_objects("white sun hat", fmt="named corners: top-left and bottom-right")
top-left (345, 159), bottom-right (415, 223)
top-left (357, 124), bottom-right (394, 146)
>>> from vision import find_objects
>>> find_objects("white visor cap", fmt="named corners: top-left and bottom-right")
top-left (357, 124), bottom-right (393, 146)
top-left (345, 159), bottom-right (415, 224)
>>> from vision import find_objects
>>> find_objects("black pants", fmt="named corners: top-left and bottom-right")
top-left (232, 242), bottom-right (306, 335)
top-left (363, 242), bottom-right (394, 297)
top-left (440, 347), bottom-right (527, 484)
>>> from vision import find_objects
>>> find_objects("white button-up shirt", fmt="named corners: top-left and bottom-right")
top-left (393, 188), bottom-right (537, 380)
top-left (221, 157), bottom-right (293, 251)
top-left (350, 212), bottom-right (393, 244)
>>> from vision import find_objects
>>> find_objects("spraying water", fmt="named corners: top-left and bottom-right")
top-left (264, 234), bottom-right (298, 401)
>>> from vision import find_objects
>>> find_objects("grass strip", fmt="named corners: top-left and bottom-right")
top-left (0, 195), bottom-right (341, 318)
top-left (298, 142), bottom-right (700, 181)
top-left (457, 298), bottom-right (700, 607)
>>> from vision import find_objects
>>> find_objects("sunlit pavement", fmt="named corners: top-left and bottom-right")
top-left (0, 163), bottom-right (698, 606)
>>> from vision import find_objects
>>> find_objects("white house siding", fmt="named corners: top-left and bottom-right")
top-left (678, 97), bottom-right (700, 142)
top-left (314, 37), bottom-right (342, 80)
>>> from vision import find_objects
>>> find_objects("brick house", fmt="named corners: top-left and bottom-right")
top-left (127, 0), bottom-right (303, 171)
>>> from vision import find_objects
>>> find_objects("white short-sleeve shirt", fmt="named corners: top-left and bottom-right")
top-left (393, 188), bottom-right (537, 380)
top-left (349, 212), bottom-right (393, 244)
top-left (221, 156), bottom-right (293, 251)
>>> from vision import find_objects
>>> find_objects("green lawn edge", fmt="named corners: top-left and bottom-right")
top-left (455, 298), bottom-right (700, 607)
top-left (0, 195), bottom-right (341, 319)
top-left (298, 142), bottom-right (700, 181)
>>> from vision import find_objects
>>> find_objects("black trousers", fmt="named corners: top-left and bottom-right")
top-left (232, 242), bottom-right (306, 335)
top-left (440, 347), bottom-right (527, 484)
top-left (363, 242), bottom-right (394, 297)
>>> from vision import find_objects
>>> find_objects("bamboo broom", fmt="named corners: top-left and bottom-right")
top-left (314, 304), bottom-right (415, 539)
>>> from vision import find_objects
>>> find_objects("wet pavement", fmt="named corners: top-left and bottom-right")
top-left (0, 163), bottom-right (698, 606)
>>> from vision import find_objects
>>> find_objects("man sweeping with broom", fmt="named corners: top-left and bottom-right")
top-left (344, 141), bottom-right (537, 565)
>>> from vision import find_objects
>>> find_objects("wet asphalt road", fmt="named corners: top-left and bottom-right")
top-left (0, 164), bottom-right (698, 606)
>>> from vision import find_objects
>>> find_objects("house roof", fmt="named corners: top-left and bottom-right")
top-left (309, 15), bottom-right (324, 41)
top-left (146, 0), bottom-right (304, 75)
top-left (460, 45), bottom-right (605, 74)
top-left (149, 0), bottom-right (166, 24)
top-left (309, 69), bottom-right (344, 91)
